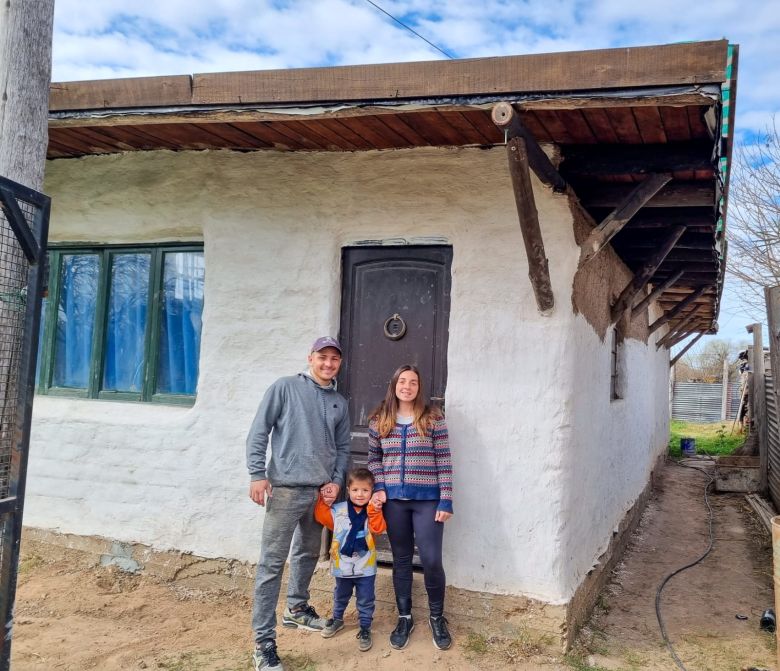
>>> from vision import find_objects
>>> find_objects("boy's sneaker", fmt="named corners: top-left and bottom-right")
top-left (282, 604), bottom-right (326, 631)
top-left (357, 627), bottom-right (373, 652)
top-left (321, 617), bottom-right (345, 638)
top-left (429, 615), bottom-right (452, 650)
top-left (253, 640), bottom-right (283, 671)
top-left (389, 615), bottom-right (414, 649)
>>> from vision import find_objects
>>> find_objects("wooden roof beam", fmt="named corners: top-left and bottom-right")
top-left (631, 269), bottom-right (685, 318)
top-left (657, 309), bottom-right (700, 348)
top-left (670, 331), bottom-right (706, 366)
top-left (649, 285), bottom-right (709, 334)
top-left (579, 173), bottom-right (672, 267)
top-left (491, 102), bottom-right (566, 192)
top-left (561, 141), bottom-right (715, 177)
top-left (502, 135), bottom-right (554, 313)
top-left (611, 226), bottom-right (685, 323)
top-left (580, 180), bottom-right (715, 208)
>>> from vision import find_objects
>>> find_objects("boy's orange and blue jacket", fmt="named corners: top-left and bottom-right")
top-left (315, 498), bottom-right (386, 578)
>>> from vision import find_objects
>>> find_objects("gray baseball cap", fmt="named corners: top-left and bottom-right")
top-left (311, 336), bottom-right (342, 354)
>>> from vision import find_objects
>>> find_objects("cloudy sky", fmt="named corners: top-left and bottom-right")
top-left (51, 0), bottom-right (780, 348)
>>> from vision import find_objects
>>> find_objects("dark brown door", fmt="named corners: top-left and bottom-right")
top-left (339, 245), bottom-right (452, 463)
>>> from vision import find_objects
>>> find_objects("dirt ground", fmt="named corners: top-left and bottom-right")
top-left (10, 459), bottom-right (778, 671)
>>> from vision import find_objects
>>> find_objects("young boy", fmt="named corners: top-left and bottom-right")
top-left (314, 467), bottom-right (386, 652)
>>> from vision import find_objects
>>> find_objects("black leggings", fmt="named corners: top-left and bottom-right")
top-left (383, 499), bottom-right (445, 617)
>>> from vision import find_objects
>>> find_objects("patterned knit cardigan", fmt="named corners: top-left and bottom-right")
top-left (367, 418), bottom-right (453, 513)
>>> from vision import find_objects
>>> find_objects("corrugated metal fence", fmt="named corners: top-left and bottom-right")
top-left (766, 370), bottom-right (780, 510)
top-left (672, 381), bottom-right (741, 423)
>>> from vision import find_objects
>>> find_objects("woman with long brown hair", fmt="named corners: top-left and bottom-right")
top-left (367, 364), bottom-right (453, 651)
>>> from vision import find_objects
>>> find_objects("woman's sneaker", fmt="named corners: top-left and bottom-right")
top-left (321, 618), bottom-right (345, 638)
top-left (389, 615), bottom-right (414, 649)
top-left (429, 615), bottom-right (452, 650)
top-left (282, 604), bottom-right (326, 631)
top-left (357, 627), bottom-right (373, 652)
top-left (253, 640), bottom-right (283, 671)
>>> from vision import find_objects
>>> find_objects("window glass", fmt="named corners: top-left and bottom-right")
top-left (53, 254), bottom-right (99, 388)
top-left (35, 297), bottom-right (46, 384)
top-left (156, 251), bottom-right (204, 395)
top-left (102, 254), bottom-right (151, 392)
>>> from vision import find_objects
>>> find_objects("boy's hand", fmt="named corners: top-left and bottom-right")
top-left (370, 491), bottom-right (386, 509)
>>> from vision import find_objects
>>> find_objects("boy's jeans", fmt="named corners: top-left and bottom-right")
top-left (333, 575), bottom-right (376, 629)
top-left (252, 486), bottom-right (321, 644)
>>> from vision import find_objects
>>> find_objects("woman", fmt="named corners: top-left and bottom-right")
top-left (367, 364), bottom-right (453, 651)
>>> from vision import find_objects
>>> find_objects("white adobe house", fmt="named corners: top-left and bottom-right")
top-left (26, 40), bottom-right (736, 643)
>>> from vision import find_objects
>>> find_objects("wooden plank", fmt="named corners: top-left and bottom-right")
top-left (632, 106), bottom-right (667, 143)
top-left (748, 322), bottom-right (768, 493)
top-left (59, 127), bottom-right (127, 153)
top-left (604, 107), bottom-right (643, 143)
top-left (659, 106), bottom-right (692, 142)
top-left (687, 106), bottom-right (711, 139)
top-left (178, 41), bottom-right (730, 108)
top-left (611, 226), bottom-right (685, 322)
top-left (437, 110), bottom-right (491, 145)
top-left (620, 208), bottom-right (715, 229)
top-left (492, 102), bottom-right (566, 191)
top-left (341, 116), bottom-right (405, 149)
top-left (670, 331), bottom-right (706, 366)
top-left (580, 180), bottom-right (716, 208)
top-left (631, 269), bottom-right (685, 318)
top-left (231, 121), bottom-right (299, 150)
top-left (561, 141), bottom-right (714, 177)
top-left (549, 109), bottom-right (595, 143)
top-left (519, 111), bottom-right (553, 143)
top-left (649, 285), bottom-right (709, 334)
top-left (314, 118), bottom-right (374, 150)
top-left (579, 173), bottom-right (672, 266)
top-left (532, 110), bottom-right (576, 144)
top-left (462, 109), bottom-right (505, 144)
top-left (581, 108), bottom-right (620, 143)
top-left (764, 286), bottom-right (780, 500)
top-left (189, 122), bottom-right (273, 149)
top-left (299, 119), bottom-right (360, 150)
top-left (396, 110), bottom-right (456, 146)
top-left (373, 114), bottom-right (430, 146)
top-left (657, 309), bottom-right (700, 348)
top-left (270, 120), bottom-right (331, 150)
top-left (505, 136), bottom-right (554, 313)
top-left (50, 75), bottom-right (193, 111)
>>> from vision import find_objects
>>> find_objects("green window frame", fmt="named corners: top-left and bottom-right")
top-left (37, 243), bottom-right (204, 405)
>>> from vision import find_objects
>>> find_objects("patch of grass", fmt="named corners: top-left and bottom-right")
top-left (18, 553), bottom-right (44, 575)
top-left (284, 653), bottom-right (317, 671)
top-left (462, 631), bottom-right (489, 655)
top-left (461, 627), bottom-right (554, 664)
top-left (563, 652), bottom-right (610, 671)
top-left (668, 420), bottom-right (744, 457)
top-left (156, 651), bottom-right (251, 671)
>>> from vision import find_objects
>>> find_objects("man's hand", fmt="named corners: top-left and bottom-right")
top-left (320, 482), bottom-right (340, 505)
top-left (370, 490), bottom-right (387, 509)
top-left (249, 479), bottom-right (272, 506)
top-left (434, 510), bottom-right (453, 523)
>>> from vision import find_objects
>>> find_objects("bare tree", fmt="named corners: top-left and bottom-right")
top-left (727, 118), bottom-right (780, 312)
top-left (679, 338), bottom-right (745, 382)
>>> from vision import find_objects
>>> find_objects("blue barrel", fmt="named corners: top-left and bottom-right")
top-left (680, 437), bottom-right (696, 456)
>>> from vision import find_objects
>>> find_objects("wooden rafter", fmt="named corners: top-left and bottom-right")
top-left (491, 102), bottom-right (566, 192)
top-left (561, 141), bottom-right (715, 177)
top-left (670, 331), bottom-right (706, 366)
top-left (657, 310), bottom-right (700, 349)
top-left (631, 269), bottom-right (685, 319)
top-left (610, 225), bottom-right (685, 323)
top-left (649, 285), bottom-right (709, 335)
top-left (503, 135), bottom-right (555, 313)
top-left (579, 173), bottom-right (672, 267)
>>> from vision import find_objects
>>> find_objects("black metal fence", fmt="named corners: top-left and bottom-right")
top-left (0, 176), bottom-right (49, 669)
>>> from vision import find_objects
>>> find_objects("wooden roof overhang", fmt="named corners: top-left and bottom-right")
top-left (47, 40), bottom-right (738, 346)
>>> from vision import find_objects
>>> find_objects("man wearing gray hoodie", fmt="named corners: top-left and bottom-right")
top-left (247, 337), bottom-right (351, 671)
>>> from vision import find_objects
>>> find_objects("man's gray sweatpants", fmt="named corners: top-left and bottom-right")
top-left (252, 486), bottom-right (322, 645)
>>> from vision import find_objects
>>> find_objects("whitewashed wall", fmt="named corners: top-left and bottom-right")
top-left (28, 147), bottom-right (669, 603)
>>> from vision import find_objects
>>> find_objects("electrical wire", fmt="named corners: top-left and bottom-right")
top-left (361, 0), bottom-right (454, 59)
top-left (654, 457), bottom-right (716, 671)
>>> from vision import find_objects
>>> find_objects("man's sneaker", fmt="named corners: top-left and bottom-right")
top-left (429, 615), bottom-right (452, 650)
top-left (253, 640), bottom-right (283, 671)
top-left (321, 617), bottom-right (345, 638)
top-left (389, 615), bottom-right (414, 650)
top-left (282, 604), bottom-right (326, 631)
top-left (357, 627), bottom-right (373, 652)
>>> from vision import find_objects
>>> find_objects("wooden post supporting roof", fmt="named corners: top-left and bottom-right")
top-left (631, 269), bottom-right (685, 319)
top-left (747, 323), bottom-right (768, 493)
top-left (649, 285), bottom-right (709, 335)
top-left (610, 225), bottom-right (685, 323)
top-left (579, 173), bottom-right (672, 267)
top-left (503, 136), bottom-right (555, 313)
top-left (670, 331), bottom-right (706, 367)
top-left (491, 102), bottom-right (566, 192)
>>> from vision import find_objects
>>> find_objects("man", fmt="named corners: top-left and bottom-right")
top-left (247, 337), bottom-right (351, 671)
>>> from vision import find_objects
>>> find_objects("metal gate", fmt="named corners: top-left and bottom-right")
top-left (0, 176), bottom-right (49, 668)
top-left (766, 370), bottom-right (780, 511)
top-left (672, 382), bottom-right (726, 422)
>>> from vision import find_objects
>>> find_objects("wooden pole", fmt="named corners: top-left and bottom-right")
top-left (748, 323), bottom-right (768, 494)
top-left (578, 173), bottom-right (672, 267)
top-left (610, 226), bottom-right (685, 323)
top-left (491, 102), bottom-right (566, 192)
top-left (657, 311), bottom-right (700, 349)
top-left (649, 285), bottom-right (709, 335)
top-left (765, 286), bottom-right (780, 500)
top-left (670, 331), bottom-right (706, 367)
top-left (721, 355), bottom-right (730, 421)
top-left (631, 269), bottom-right (685, 318)
top-left (504, 136), bottom-right (555, 313)
top-left (669, 323), bottom-right (707, 349)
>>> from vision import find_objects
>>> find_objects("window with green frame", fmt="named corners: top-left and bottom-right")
top-left (37, 244), bottom-right (205, 404)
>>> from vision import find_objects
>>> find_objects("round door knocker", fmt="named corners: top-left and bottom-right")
top-left (383, 313), bottom-right (407, 341)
